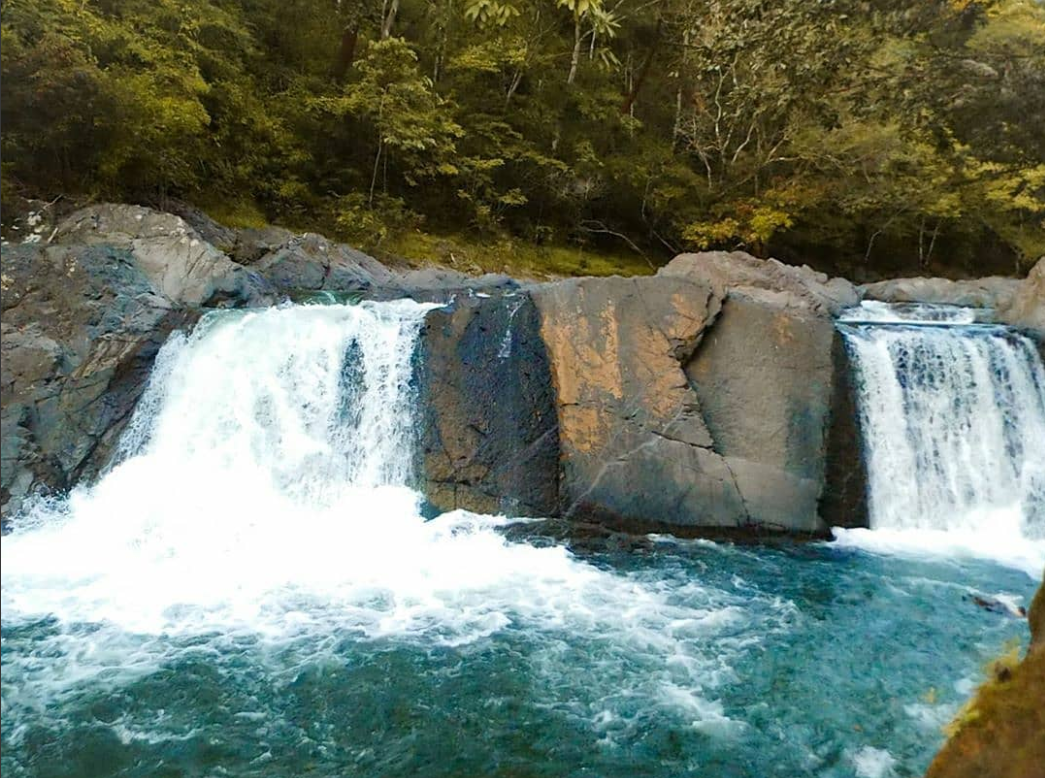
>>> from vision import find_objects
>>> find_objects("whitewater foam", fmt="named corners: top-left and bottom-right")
top-left (1, 300), bottom-right (756, 732)
top-left (836, 305), bottom-right (1045, 576)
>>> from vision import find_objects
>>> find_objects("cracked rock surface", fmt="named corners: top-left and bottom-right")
top-left (529, 254), bottom-right (865, 533)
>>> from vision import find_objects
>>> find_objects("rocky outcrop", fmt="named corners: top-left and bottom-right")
top-left (238, 231), bottom-right (398, 297)
top-left (998, 257), bottom-right (1044, 339)
top-left (54, 204), bottom-right (274, 307)
top-left (529, 274), bottom-right (744, 529)
top-left (418, 293), bottom-right (558, 516)
top-left (661, 251), bottom-right (860, 316)
top-left (1, 204), bottom-right (275, 520)
top-left (665, 253), bottom-right (865, 530)
top-left (228, 228), bottom-right (517, 302)
top-left (390, 268), bottom-right (518, 303)
top-left (528, 251), bottom-right (866, 533)
top-left (860, 275), bottom-right (1020, 311)
top-left (1, 244), bottom-right (193, 519)
top-left (683, 295), bottom-right (840, 531)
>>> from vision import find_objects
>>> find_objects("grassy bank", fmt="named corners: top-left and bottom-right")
top-left (375, 230), bottom-right (657, 281)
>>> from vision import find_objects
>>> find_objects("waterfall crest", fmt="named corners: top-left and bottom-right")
top-left (836, 302), bottom-right (1045, 574)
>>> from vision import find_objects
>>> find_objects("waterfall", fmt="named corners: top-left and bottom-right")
top-left (835, 302), bottom-right (1045, 573)
top-left (0, 299), bottom-right (743, 728)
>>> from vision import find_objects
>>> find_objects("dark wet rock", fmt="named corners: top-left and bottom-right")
top-left (964, 594), bottom-right (1027, 618)
top-left (818, 335), bottom-right (869, 529)
top-left (418, 292), bottom-right (558, 516)
top-left (1, 244), bottom-right (193, 520)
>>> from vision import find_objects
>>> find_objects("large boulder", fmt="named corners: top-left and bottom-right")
top-left (529, 251), bottom-right (867, 533)
top-left (683, 293), bottom-right (843, 531)
top-left (998, 257), bottom-right (1044, 338)
top-left (418, 292), bottom-right (558, 516)
top-left (54, 204), bottom-right (273, 307)
top-left (1, 244), bottom-right (193, 520)
top-left (530, 274), bottom-right (746, 529)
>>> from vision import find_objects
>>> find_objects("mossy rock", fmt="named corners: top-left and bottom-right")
top-left (1029, 579), bottom-right (1045, 650)
top-left (926, 580), bottom-right (1045, 778)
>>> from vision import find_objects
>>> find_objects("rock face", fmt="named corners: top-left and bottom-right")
top-left (1, 244), bottom-right (193, 519)
top-left (998, 257), bottom-right (1044, 338)
top-left (418, 293), bottom-right (559, 516)
top-left (1, 204), bottom-right (274, 520)
top-left (683, 295), bottom-right (839, 531)
top-left (529, 252), bottom-right (865, 532)
top-left (530, 275), bottom-right (742, 528)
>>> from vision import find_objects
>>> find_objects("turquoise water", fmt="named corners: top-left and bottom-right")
top-left (2, 532), bottom-right (1034, 778)
top-left (3, 301), bottom-right (1038, 778)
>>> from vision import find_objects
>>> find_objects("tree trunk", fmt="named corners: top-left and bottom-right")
top-left (334, 24), bottom-right (359, 81)
top-left (381, 0), bottom-right (400, 39)
top-left (567, 15), bottom-right (582, 85)
top-left (369, 140), bottom-right (383, 207)
top-left (620, 19), bottom-right (662, 114)
top-left (672, 85), bottom-right (683, 148)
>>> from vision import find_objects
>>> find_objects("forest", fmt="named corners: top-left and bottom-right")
top-left (2, 0), bottom-right (1043, 277)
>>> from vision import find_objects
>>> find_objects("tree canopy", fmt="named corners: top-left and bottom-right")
top-left (3, 0), bottom-right (1043, 277)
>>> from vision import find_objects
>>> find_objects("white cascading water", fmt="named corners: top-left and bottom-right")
top-left (1, 300), bottom-right (763, 731)
top-left (834, 302), bottom-right (1045, 575)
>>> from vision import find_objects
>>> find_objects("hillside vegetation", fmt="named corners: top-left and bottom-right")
top-left (2, 0), bottom-right (1043, 277)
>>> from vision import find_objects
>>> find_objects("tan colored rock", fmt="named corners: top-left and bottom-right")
top-left (860, 275), bottom-right (1020, 310)
top-left (999, 257), bottom-right (1044, 338)
top-left (530, 275), bottom-right (747, 528)
top-left (661, 251), bottom-right (860, 316)
top-left (530, 251), bottom-right (867, 533)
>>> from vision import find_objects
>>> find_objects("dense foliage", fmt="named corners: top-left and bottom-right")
top-left (2, 0), bottom-right (1043, 275)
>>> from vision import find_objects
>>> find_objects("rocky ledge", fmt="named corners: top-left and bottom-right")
top-left (2, 203), bottom-right (1043, 533)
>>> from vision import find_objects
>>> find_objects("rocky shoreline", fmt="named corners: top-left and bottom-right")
top-left (2, 202), bottom-right (1043, 531)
